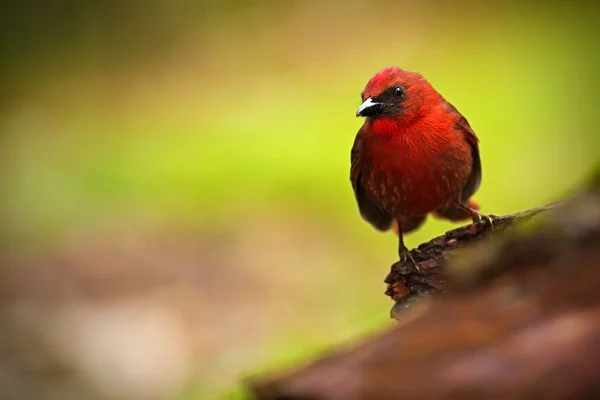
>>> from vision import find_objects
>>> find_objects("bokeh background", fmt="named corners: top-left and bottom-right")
top-left (1, 1), bottom-right (599, 399)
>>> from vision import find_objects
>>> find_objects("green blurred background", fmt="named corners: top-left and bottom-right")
top-left (1, 1), bottom-right (599, 399)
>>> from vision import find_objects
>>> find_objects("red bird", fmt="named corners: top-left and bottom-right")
top-left (351, 67), bottom-right (493, 267)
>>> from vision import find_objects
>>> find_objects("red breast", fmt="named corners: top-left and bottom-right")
top-left (360, 115), bottom-right (473, 217)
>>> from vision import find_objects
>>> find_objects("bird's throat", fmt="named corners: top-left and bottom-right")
top-left (369, 117), bottom-right (405, 137)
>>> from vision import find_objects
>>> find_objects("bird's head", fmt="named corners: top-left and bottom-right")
top-left (357, 67), bottom-right (440, 124)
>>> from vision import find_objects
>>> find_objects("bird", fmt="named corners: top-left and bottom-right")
top-left (350, 66), bottom-right (494, 268)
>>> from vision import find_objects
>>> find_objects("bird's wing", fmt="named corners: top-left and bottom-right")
top-left (455, 114), bottom-right (482, 202)
top-left (444, 101), bottom-right (482, 202)
top-left (350, 128), bottom-right (393, 231)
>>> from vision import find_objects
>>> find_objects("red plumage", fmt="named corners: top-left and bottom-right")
top-left (351, 67), bottom-right (491, 266)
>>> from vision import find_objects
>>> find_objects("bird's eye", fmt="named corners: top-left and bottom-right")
top-left (393, 86), bottom-right (405, 98)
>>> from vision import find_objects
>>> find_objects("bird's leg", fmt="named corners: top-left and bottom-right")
top-left (452, 202), bottom-right (498, 230)
top-left (398, 233), bottom-right (420, 272)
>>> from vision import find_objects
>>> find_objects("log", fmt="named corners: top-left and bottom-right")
top-left (386, 201), bottom-right (563, 318)
top-left (251, 174), bottom-right (600, 400)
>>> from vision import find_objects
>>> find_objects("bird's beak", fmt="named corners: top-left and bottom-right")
top-left (356, 97), bottom-right (384, 117)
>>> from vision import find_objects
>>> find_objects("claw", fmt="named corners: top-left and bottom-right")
top-left (472, 212), bottom-right (498, 231)
top-left (483, 214), bottom-right (495, 230)
top-left (399, 245), bottom-right (420, 273)
top-left (451, 201), bottom-right (497, 231)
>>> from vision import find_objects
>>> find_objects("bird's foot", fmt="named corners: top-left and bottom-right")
top-left (399, 245), bottom-right (421, 273)
top-left (471, 212), bottom-right (500, 230)
top-left (450, 202), bottom-right (498, 230)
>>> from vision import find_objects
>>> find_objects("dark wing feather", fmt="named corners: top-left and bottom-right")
top-left (350, 129), bottom-right (393, 231)
top-left (456, 115), bottom-right (482, 202)
top-left (445, 102), bottom-right (482, 202)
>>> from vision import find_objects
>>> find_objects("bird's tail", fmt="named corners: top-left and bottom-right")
top-left (391, 200), bottom-right (481, 235)
top-left (391, 214), bottom-right (427, 235)
top-left (432, 200), bottom-right (480, 222)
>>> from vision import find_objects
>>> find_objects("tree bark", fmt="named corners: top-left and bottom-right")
top-left (251, 175), bottom-right (600, 400)
top-left (386, 202), bottom-right (563, 318)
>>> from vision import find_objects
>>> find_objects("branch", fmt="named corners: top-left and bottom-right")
top-left (250, 178), bottom-right (600, 400)
top-left (385, 202), bottom-right (563, 317)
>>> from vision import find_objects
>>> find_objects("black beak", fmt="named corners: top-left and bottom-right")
top-left (356, 97), bottom-right (384, 117)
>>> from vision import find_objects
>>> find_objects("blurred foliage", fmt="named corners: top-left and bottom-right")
top-left (1, 0), bottom-right (599, 399)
